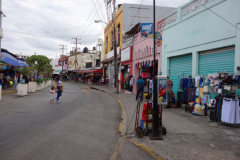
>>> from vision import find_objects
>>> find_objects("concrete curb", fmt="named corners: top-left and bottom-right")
top-left (2, 90), bottom-right (17, 95)
top-left (89, 86), bottom-right (165, 160)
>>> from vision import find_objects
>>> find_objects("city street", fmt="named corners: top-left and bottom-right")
top-left (0, 83), bottom-right (153, 160)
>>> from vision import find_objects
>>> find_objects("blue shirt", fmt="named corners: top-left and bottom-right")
top-left (137, 79), bottom-right (145, 90)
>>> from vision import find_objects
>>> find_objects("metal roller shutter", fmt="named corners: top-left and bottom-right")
top-left (169, 54), bottom-right (192, 96)
top-left (198, 47), bottom-right (235, 76)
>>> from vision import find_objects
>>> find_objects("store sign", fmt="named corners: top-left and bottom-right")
top-left (107, 47), bottom-right (120, 59)
top-left (121, 47), bottom-right (130, 62)
top-left (133, 45), bottom-right (152, 60)
top-left (141, 23), bottom-right (153, 39)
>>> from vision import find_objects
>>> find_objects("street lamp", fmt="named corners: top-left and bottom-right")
top-left (95, 19), bottom-right (119, 94)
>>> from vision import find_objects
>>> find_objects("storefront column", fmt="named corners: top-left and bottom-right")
top-left (162, 45), bottom-right (168, 75)
top-left (192, 51), bottom-right (198, 77)
top-left (234, 23), bottom-right (240, 73)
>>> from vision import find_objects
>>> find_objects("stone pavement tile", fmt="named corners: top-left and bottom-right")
top-left (86, 85), bottom-right (240, 159)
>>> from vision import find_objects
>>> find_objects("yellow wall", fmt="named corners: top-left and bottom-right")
top-left (103, 5), bottom-right (123, 59)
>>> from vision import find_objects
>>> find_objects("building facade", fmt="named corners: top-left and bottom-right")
top-left (161, 0), bottom-right (240, 95)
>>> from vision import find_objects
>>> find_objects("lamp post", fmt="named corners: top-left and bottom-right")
top-left (95, 19), bottom-right (119, 94)
top-left (150, 0), bottom-right (162, 140)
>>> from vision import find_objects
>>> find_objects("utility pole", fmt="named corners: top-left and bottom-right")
top-left (59, 45), bottom-right (67, 73)
top-left (150, 0), bottom-right (162, 140)
top-left (113, 0), bottom-right (118, 94)
top-left (71, 38), bottom-right (81, 83)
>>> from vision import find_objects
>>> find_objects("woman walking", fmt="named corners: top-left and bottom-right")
top-left (55, 76), bottom-right (63, 103)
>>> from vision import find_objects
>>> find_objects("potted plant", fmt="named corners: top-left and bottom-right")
top-left (35, 79), bottom-right (43, 91)
top-left (17, 80), bottom-right (28, 96)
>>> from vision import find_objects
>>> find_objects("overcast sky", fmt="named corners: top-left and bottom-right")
top-left (2, 0), bottom-right (190, 58)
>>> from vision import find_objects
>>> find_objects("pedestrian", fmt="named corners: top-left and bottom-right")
top-left (55, 76), bottom-right (63, 103)
top-left (136, 76), bottom-right (145, 102)
top-left (50, 86), bottom-right (57, 104)
top-left (101, 77), bottom-right (105, 86)
top-left (165, 76), bottom-right (173, 108)
top-left (129, 75), bottom-right (134, 93)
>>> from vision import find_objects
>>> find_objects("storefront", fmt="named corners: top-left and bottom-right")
top-left (120, 46), bottom-right (133, 89)
top-left (132, 32), bottom-right (161, 94)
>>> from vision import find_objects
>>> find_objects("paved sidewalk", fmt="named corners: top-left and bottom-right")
top-left (88, 84), bottom-right (240, 160)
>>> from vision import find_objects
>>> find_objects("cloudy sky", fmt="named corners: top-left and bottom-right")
top-left (2, 0), bottom-right (190, 58)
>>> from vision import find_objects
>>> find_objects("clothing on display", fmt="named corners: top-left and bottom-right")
top-left (221, 98), bottom-right (240, 124)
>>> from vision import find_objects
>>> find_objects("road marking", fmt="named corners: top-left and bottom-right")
top-left (82, 88), bottom-right (90, 95)
top-left (2, 90), bottom-right (17, 95)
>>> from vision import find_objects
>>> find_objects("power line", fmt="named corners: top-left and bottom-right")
top-left (90, 0), bottom-right (105, 30)
top-left (201, 1), bottom-right (240, 31)
top-left (127, 0), bottom-right (145, 31)
top-left (75, 1), bottom-right (105, 38)
top-left (2, 23), bottom-right (96, 35)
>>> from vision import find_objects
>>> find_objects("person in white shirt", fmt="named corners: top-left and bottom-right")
top-left (129, 75), bottom-right (134, 93)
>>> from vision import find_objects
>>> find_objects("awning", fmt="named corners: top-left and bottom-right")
top-left (52, 70), bottom-right (61, 74)
top-left (77, 69), bottom-right (103, 73)
top-left (0, 52), bottom-right (29, 67)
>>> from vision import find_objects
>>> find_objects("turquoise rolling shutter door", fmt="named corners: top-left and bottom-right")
top-left (199, 49), bottom-right (235, 76)
top-left (169, 54), bottom-right (192, 96)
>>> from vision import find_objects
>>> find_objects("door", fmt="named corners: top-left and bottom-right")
top-left (169, 54), bottom-right (192, 96)
top-left (198, 46), bottom-right (235, 76)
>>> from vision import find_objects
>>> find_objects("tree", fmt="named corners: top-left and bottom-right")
top-left (26, 55), bottom-right (52, 77)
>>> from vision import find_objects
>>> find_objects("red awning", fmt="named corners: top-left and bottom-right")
top-left (77, 69), bottom-right (103, 73)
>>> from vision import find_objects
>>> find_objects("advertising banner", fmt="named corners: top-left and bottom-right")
top-left (155, 31), bottom-right (162, 46)
top-left (157, 75), bottom-right (167, 105)
top-left (141, 23), bottom-right (153, 38)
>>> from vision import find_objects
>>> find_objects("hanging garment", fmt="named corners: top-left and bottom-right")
top-left (199, 88), bottom-right (204, 99)
top-left (203, 86), bottom-right (209, 92)
top-left (179, 78), bottom-right (184, 90)
top-left (195, 76), bottom-right (199, 87)
top-left (221, 98), bottom-right (236, 124)
top-left (210, 86), bottom-right (216, 93)
top-left (195, 88), bottom-right (200, 96)
top-left (135, 63), bottom-right (137, 68)
top-left (184, 78), bottom-right (189, 89)
top-left (217, 98), bottom-right (222, 119)
top-left (177, 91), bottom-right (184, 103)
top-left (205, 78), bottom-right (209, 85)
top-left (236, 99), bottom-right (240, 124)
top-left (182, 90), bottom-right (188, 102)
top-left (188, 78), bottom-right (194, 88)
top-left (215, 98), bottom-right (219, 119)
top-left (188, 88), bottom-right (195, 102)
top-left (202, 95), bottom-right (209, 104)
top-left (199, 77), bottom-right (204, 86)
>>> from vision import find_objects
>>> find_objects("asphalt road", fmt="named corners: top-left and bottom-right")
top-left (0, 83), bottom-right (154, 160)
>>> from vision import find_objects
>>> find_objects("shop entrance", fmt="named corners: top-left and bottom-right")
top-left (169, 54), bottom-right (192, 96)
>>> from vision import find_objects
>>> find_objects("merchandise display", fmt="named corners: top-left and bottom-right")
top-left (176, 72), bottom-right (240, 124)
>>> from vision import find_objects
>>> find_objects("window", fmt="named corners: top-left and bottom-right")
top-left (111, 31), bottom-right (113, 50)
top-left (96, 59), bottom-right (100, 67)
top-left (106, 36), bottom-right (108, 54)
top-left (86, 62), bottom-right (92, 68)
top-left (117, 24), bottom-right (120, 47)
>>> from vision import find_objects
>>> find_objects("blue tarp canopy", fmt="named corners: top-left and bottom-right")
top-left (0, 52), bottom-right (29, 67)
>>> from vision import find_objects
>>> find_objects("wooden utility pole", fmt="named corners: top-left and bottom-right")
top-left (71, 38), bottom-right (81, 83)
top-left (59, 45), bottom-right (67, 73)
top-left (113, 0), bottom-right (119, 94)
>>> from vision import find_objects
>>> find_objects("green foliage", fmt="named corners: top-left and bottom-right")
top-left (26, 55), bottom-right (53, 76)
top-left (35, 79), bottom-right (43, 84)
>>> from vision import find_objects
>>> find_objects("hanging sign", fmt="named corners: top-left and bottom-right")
top-left (155, 31), bottom-right (162, 46)
top-left (157, 75), bottom-right (167, 105)
top-left (141, 23), bottom-right (153, 39)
